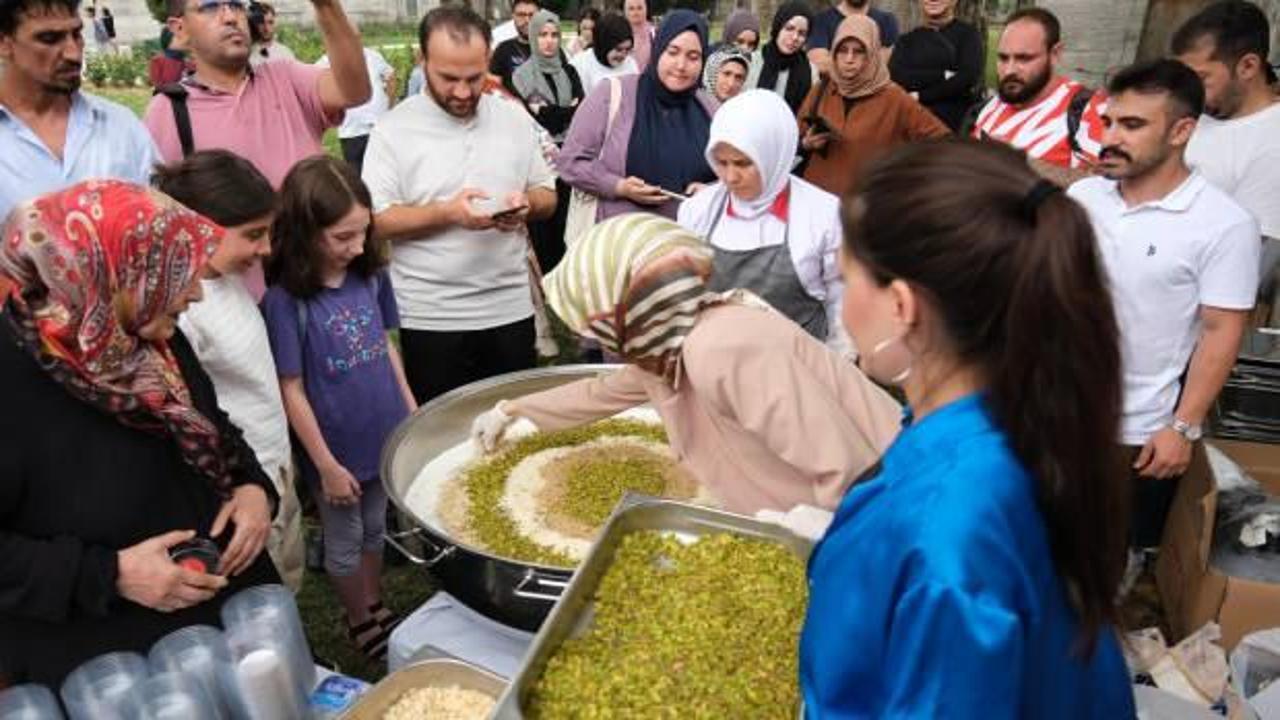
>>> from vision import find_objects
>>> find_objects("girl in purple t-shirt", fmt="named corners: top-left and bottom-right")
top-left (262, 156), bottom-right (417, 660)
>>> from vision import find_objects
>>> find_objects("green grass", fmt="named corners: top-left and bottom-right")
top-left (96, 86), bottom-right (153, 116)
top-left (295, 519), bottom-right (437, 681)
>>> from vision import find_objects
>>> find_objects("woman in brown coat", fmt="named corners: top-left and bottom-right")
top-left (799, 15), bottom-right (949, 196)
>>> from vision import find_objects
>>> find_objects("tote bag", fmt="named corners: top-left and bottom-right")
top-left (563, 76), bottom-right (623, 247)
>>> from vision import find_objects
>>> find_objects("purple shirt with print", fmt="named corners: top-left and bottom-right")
top-left (263, 270), bottom-right (407, 484)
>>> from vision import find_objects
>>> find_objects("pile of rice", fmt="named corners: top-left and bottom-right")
top-left (382, 685), bottom-right (495, 720)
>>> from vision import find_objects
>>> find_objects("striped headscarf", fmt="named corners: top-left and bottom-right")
top-left (544, 213), bottom-right (760, 382)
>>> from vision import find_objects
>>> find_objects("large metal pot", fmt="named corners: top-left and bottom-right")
top-left (380, 365), bottom-right (623, 632)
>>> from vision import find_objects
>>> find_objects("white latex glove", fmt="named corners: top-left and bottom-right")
top-left (470, 401), bottom-right (540, 453)
top-left (472, 401), bottom-right (515, 453)
top-left (755, 504), bottom-right (835, 542)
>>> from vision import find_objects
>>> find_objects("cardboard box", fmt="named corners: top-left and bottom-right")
top-left (1157, 440), bottom-right (1280, 651)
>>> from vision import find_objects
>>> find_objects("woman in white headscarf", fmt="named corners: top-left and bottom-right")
top-left (677, 89), bottom-right (849, 353)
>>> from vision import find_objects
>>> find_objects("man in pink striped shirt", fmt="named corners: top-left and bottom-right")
top-left (143, 0), bottom-right (370, 298)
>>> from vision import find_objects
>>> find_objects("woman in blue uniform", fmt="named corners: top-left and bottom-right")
top-left (800, 139), bottom-right (1136, 718)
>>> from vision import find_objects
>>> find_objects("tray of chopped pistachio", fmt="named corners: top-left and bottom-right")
top-left (343, 658), bottom-right (504, 720)
top-left (492, 494), bottom-right (812, 719)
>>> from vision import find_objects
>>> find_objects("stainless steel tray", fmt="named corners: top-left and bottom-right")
top-left (492, 495), bottom-right (813, 719)
top-left (343, 658), bottom-right (506, 719)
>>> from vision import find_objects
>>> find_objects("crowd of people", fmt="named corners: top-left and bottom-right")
top-left (1, 0), bottom-right (1278, 714)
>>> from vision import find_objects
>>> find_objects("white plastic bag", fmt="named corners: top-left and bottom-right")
top-left (1230, 629), bottom-right (1280, 702)
top-left (1126, 624), bottom-right (1230, 708)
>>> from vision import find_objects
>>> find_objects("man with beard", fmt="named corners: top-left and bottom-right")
top-left (248, 1), bottom-right (296, 67)
top-left (0, 0), bottom-right (158, 220)
top-left (143, 0), bottom-right (369, 298)
top-left (1174, 1), bottom-right (1280, 321)
top-left (489, 0), bottom-right (538, 81)
top-left (807, 0), bottom-right (898, 77)
top-left (1068, 59), bottom-right (1258, 586)
top-left (971, 8), bottom-right (1106, 183)
top-left (362, 5), bottom-right (556, 402)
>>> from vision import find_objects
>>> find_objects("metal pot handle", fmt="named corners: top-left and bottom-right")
top-left (512, 568), bottom-right (570, 603)
top-left (383, 527), bottom-right (455, 568)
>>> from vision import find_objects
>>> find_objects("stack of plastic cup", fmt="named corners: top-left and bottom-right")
top-left (117, 672), bottom-right (220, 720)
top-left (147, 625), bottom-right (237, 720)
top-left (59, 652), bottom-right (148, 720)
top-left (220, 585), bottom-right (314, 720)
top-left (0, 684), bottom-right (65, 719)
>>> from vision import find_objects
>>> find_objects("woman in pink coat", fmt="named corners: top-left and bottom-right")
top-left (471, 213), bottom-right (899, 515)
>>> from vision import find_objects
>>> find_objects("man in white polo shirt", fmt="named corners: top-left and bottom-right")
top-left (1069, 59), bottom-right (1259, 556)
top-left (363, 5), bottom-right (556, 402)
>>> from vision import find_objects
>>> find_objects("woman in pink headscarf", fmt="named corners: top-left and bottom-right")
top-left (799, 15), bottom-right (949, 196)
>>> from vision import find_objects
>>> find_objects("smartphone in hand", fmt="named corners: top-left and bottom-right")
top-left (804, 115), bottom-right (834, 136)
top-left (490, 205), bottom-right (529, 221)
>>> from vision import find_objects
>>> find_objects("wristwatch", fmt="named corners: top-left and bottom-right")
top-left (1171, 418), bottom-right (1203, 442)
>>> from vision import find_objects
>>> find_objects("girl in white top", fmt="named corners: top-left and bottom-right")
top-left (678, 89), bottom-right (849, 354)
top-left (570, 13), bottom-right (640, 95)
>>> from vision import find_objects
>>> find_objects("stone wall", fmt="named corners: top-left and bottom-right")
top-left (881, 0), bottom-right (1278, 87)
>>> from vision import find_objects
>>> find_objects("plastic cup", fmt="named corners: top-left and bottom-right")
top-left (117, 672), bottom-right (220, 720)
top-left (220, 585), bottom-right (315, 711)
top-left (59, 652), bottom-right (148, 720)
top-left (147, 625), bottom-right (236, 720)
top-left (0, 684), bottom-right (65, 720)
top-left (232, 647), bottom-right (304, 720)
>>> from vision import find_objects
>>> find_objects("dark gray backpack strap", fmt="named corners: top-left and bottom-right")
top-left (1066, 87), bottom-right (1096, 157)
top-left (156, 83), bottom-right (194, 158)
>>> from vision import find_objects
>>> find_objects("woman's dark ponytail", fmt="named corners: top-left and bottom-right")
top-left (842, 139), bottom-right (1127, 653)
top-left (992, 185), bottom-right (1127, 652)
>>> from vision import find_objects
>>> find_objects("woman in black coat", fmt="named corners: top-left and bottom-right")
top-left (0, 181), bottom-right (279, 685)
top-left (888, 0), bottom-right (984, 130)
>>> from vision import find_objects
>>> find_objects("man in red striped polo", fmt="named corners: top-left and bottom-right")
top-left (972, 7), bottom-right (1106, 185)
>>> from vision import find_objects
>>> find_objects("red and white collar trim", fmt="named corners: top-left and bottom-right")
top-left (727, 184), bottom-right (791, 222)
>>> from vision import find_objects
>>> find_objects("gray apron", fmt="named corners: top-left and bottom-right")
top-left (702, 187), bottom-right (828, 340)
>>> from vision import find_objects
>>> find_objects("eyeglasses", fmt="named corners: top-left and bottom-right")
top-left (192, 0), bottom-right (246, 16)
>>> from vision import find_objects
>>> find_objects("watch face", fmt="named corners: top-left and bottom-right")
top-left (1174, 420), bottom-right (1202, 441)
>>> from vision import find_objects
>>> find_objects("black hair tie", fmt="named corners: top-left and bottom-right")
top-left (1020, 179), bottom-right (1060, 222)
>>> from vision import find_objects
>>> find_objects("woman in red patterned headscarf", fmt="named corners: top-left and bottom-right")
top-left (0, 181), bottom-right (281, 686)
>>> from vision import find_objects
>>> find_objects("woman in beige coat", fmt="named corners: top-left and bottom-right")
top-left (471, 213), bottom-right (900, 515)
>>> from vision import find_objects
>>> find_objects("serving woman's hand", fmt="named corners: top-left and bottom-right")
top-left (116, 529), bottom-right (228, 612)
top-left (755, 504), bottom-right (835, 542)
top-left (472, 400), bottom-right (517, 453)
top-left (211, 484), bottom-right (272, 576)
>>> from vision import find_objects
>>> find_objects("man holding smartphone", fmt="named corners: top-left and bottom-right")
top-left (364, 6), bottom-right (556, 402)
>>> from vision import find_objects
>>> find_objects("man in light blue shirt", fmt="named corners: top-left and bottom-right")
top-left (0, 0), bottom-right (159, 221)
